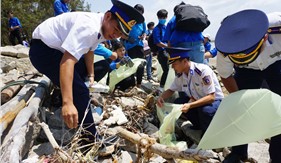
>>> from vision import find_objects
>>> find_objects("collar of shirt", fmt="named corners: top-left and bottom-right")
top-left (189, 62), bottom-right (195, 75)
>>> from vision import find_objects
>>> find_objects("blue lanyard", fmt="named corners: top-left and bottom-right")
top-left (187, 69), bottom-right (194, 98)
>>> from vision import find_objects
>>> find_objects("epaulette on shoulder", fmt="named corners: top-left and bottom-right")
top-left (268, 25), bottom-right (281, 34)
top-left (194, 67), bottom-right (202, 76)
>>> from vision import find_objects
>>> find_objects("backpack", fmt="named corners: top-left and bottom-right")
top-left (148, 26), bottom-right (162, 53)
top-left (175, 4), bottom-right (210, 32)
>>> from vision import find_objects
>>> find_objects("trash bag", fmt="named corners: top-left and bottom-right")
top-left (198, 89), bottom-right (281, 150)
top-left (157, 103), bottom-right (187, 149)
top-left (108, 58), bottom-right (146, 91)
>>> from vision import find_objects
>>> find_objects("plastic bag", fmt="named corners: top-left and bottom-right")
top-left (198, 89), bottom-right (281, 150)
top-left (157, 103), bottom-right (187, 149)
top-left (108, 58), bottom-right (146, 91)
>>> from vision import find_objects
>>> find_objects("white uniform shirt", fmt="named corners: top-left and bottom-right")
top-left (169, 62), bottom-right (224, 100)
top-left (32, 12), bottom-right (106, 60)
top-left (217, 12), bottom-right (281, 79)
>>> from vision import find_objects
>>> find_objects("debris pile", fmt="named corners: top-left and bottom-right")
top-left (1, 45), bottom-right (269, 163)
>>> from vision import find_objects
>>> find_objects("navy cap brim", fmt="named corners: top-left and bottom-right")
top-left (165, 47), bottom-right (192, 64)
top-left (111, 0), bottom-right (144, 36)
top-left (215, 9), bottom-right (269, 54)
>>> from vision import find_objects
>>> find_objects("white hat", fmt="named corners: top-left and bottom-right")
top-left (203, 33), bottom-right (211, 41)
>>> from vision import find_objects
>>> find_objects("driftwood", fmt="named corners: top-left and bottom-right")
top-left (0, 76), bottom-right (51, 162)
top-left (1, 70), bottom-right (37, 104)
top-left (1, 84), bottom-right (33, 113)
top-left (39, 122), bottom-right (73, 162)
top-left (0, 86), bottom-right (35, 137)
top-left (114, 126), bottom-right (209, 162)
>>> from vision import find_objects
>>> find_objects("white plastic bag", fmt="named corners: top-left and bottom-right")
top-left (157, 103), bottom-right (187, 149)
top-left (108, 58), bottom-right (146, 91)
top-left (198, 89), bottom-right (281, 150)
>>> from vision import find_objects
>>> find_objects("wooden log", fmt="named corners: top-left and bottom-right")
top-left (0, 86), bottom-right (35, 137)
top-left (0, 75), bottom-right (45, 137)
top-left (114, 126), bottom-right (209, 161)
top-left (0, 76), bottom-right (45, 117)
top-left (2, 76), bottom-right (49, 143)
top-left (0, 77), bottom-right (51, 162)
top-left (1, 70), bottom-right (37, 104)
top-left (0, 85), bottom-right (30, 113)
top-left (39, 122), bottom-right (73, 162)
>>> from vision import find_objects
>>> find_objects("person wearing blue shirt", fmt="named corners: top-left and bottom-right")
top-left (203, 34), bottom-right (217, 64)
top-left (54, 0), bottom-right (70, 16)
top-left (145, 22), bottom-right (154, 36)
top-left (124, 4), bottom-right (146, 88)
top-left (108, 41), bottom-right (135, 91)
top-left (93, 44), bottom-right (118, 82)
top-left (7, 11), bottom-right (22, 45)
top-left (153, 9), bottom-right (168, 93)
top-left (163, 2), bottom-right (205, 64)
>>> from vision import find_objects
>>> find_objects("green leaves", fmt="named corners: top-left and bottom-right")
top-left (1, 0), bottom-right (91, 46)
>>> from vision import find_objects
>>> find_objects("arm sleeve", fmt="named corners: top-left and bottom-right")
top-left (61, 21), bottom-right (99, 60)
top-left (209, 48), bottom-right (218, 57)
top-left (94, 44), bottom-right (112, 59)
top-left (201, 69), bottom-right (216, 95)
top-left (16, 18), bottom-right (22, 27)
top-left (109, 61), bottom-right (118, 70)
top-left (142, 22), bottom-right (147, 34)
top-left (169, 78), bottom-right (182, 92)
top-left (216, 52), bottom-right (235, 78)
top-left (204, 42), bottom-right (211, 51)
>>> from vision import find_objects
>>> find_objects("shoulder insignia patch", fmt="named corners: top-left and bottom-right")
top-left (203, 75), bottom-right (212, 85)
top-left (176, 73), bottom-right (182, 77)
top-left (194, 67), bottom-right (202, 76)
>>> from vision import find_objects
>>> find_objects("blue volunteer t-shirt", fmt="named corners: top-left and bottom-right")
top-left (54, 0), bottom-right (69, 16)
top-left (125, 23), bottom-right (146, 50)
top-left (8, 17), bottom-right (22, 28)
top-left (163, 16), bottom-right (204, 46)
top-left (153, 24), bottom-right (166, 51)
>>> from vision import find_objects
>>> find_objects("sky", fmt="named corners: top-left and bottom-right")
top-left (85, 0), bottom-right (280, 40)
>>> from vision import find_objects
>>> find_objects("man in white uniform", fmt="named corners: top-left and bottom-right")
top-left (215, 10), bottom-right (281, 163)
top-left (157, 47), bottom-right (224, 135)
top-left (29, 0), bottom-right (144, 139)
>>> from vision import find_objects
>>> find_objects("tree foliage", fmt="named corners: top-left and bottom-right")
top-left (1, 0), bottom-right (90, 46)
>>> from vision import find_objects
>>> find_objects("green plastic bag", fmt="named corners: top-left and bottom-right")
top-left (108, 58), bottom-right (146, 91)
top-left (157, 103), bottom-right (187, 149)
top-left (198, 89), bottom-right (281, 150)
